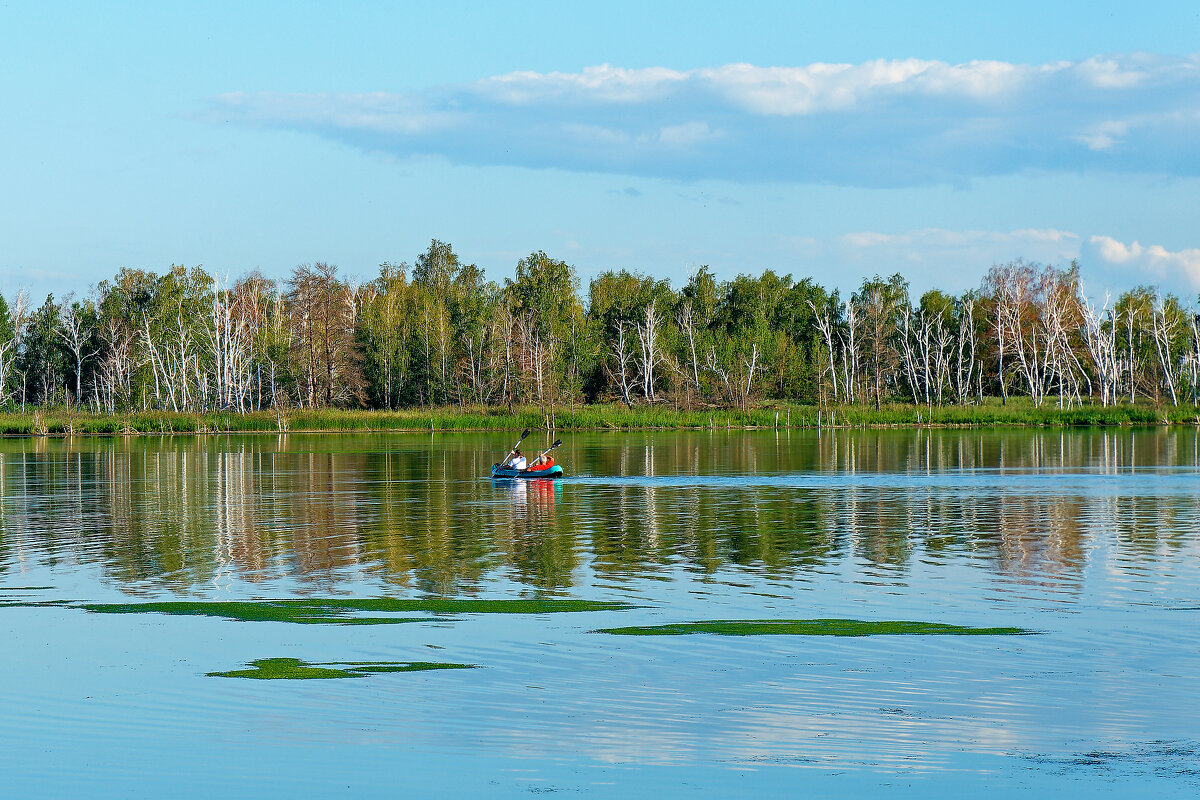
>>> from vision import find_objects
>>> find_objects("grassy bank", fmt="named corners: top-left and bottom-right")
top-left (1, 399), bottom-right (1198, 436)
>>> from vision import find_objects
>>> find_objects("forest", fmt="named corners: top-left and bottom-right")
top-left (2, 239), bottom-right (1199, 417)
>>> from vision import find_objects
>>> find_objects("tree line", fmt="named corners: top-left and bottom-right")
top-left (2, 240), bottom-right (1199, 414)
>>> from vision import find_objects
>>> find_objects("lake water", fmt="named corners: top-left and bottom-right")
top-left (1, 429), bottom-right (1198, 797)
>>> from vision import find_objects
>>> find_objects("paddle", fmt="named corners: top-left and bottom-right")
top-left (530, 439), bottom-right (563, 468)
top-left (499, 429), bottom-right (532, 467)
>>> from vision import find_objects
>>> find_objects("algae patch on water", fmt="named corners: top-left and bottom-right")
top-left (75, 597), bottom-right (632, 625)
top-left (596, 619), bottom-right (1031, 636)
top-left (207, 657), bottom-right (476, 680)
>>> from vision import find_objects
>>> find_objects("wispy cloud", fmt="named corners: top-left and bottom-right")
top-left (841, 227), bottom-right (1079, 249)
top-left (205, 54), bottom-right (1200, 186)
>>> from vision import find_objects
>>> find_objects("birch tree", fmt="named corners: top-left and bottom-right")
top-left (636, 301), bottom-right (661, 401)
top-left (0, 292), bottom-right (29, 407)
top-left (1150, 292), bottom-right (1188, 405)
top-left (852, 274), bottom-right (907, 409)
top-left (953, 293), bottom-right (979, 405)
top-left (56, 295), bottom-right (98, 405)
top-left (1081, 292), bottom-right (1119, 406)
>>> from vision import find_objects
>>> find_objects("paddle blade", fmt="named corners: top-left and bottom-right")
top-left (521, 428), bottom-right (531, 439)
top-left (551, 439), bottom-right (563, 448)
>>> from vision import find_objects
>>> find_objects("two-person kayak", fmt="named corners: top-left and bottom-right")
top-left (493, 429), bottom-right (566, 479)
top-left (491, 462), bottom-right (564, 479)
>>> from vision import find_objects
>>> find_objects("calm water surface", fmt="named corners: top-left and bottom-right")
top-left (2, 429), bottom-right (1199, 797)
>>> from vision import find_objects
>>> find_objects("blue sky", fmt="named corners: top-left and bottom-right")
top-left (3, 1), bottom-right (1200, 302)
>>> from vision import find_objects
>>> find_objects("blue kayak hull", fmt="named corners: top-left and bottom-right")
top-left (491, 464), bottom-right (564, 479)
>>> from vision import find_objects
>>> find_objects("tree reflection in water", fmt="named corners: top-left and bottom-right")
top-left (0, 429), bottom-right (1197, 596)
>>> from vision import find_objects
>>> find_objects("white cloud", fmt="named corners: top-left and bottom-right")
top-left (695, 58), bottom-right (1039, 115)
top-left (1075, 120), bottom-right (1132, 151)
top-left (205, 53), bottom-right (1200, 186)
top-left (1076, 56), bottom-right (1149, 89)
top-left (477, 64), bottom-right (687, 105)
top-left (210, 91), bottom-right (463, 135)
top-left (841, 228), bottom-right (1079, 249)
top-left (657, 122), bottom-right (720, 146)
top-left (1083, 235), bottom-right (1200, 290)
top-left (841, 231), bottom-right (898, 248)
top-left (1010, 228), bottom-right (1078, 243)
top-left (561, 123), bottom-right (630, 145)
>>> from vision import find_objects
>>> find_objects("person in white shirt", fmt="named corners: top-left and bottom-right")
top-left (505, 449), bottom-right (528, 470)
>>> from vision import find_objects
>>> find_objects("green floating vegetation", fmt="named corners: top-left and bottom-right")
top-left (596, 619), bottom-right (1032, 636)
top-left (207, 657), bottom-right (476, 680)
top-left (78, 597), bottom-right (633, 625)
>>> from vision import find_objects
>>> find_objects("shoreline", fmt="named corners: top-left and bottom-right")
top-left (2, 402), bottom-right (1199, 437)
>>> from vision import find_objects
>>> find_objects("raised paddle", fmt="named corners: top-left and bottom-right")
top-left (530, 439), bottom-right (563, 467)
top-left (500, 428), bottom-right (532, 466)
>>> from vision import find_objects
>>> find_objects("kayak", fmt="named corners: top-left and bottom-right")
top-left (491, 463), bottom-right (564, 479)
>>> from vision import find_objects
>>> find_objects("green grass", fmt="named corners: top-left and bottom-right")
top-left (74, 597), bottom-right (634, 624)
top-left (207, 657), bottom-right (476, 679)
top-left (595, 619), bottom-right (1032, 636)
top-left (1, 399), bottom-right (1197, 436)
